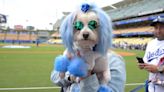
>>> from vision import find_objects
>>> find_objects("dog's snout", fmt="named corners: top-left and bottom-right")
top-left (83, 33), bottom-right (89, 40)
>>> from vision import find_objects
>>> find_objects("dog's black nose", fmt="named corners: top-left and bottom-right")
top-left (83, 33), bottom-right (89, 40)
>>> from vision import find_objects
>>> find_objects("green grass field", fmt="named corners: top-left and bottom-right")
top-left (0, 43), bottom-right (148, 92)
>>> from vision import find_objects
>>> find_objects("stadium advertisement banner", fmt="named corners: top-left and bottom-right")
top-left (26, 26), bottom-right (35, 30)
top-left (14, 25), bottom-right (23, 30)
top-left (114, 32), bottom-right (153, 37)
top-left (114, 14), bottom-right (164, 25)
top-left (38, 31), bottom-right (49, 37)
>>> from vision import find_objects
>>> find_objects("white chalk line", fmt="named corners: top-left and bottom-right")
top-left (0, 83), bottom-right (144, 91)
top-left (0, 87), bottom-right (60, 91)
top-left (126, 83), bottom-right (144, 86)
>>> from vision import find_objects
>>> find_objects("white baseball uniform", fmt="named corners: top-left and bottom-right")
top-left (143, 38), bottom-right (164, 92)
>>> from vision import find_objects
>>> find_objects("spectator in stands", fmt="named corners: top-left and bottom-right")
top-left (138, 16), bottom-right (164, 92)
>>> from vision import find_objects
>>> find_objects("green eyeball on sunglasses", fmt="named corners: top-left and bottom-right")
top-left (88, 20), bottom-right (97, 30)
top-left (73, 21), bottom-right (84, 30)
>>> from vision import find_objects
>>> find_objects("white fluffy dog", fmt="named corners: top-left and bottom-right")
top-left (60, 2), bottom-right (113, 85)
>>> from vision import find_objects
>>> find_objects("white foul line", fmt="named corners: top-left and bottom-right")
top-left (0, 83), bottom-right (144, 91)
top-left (125, 83), bottom-right (144, 86)
top-left (0, 87), bottom-right (60, 91)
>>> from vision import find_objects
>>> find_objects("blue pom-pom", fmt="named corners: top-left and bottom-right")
top-left (98, 85), bottom-right (112, 92)
top-left (54, 55), bottom-right (70, 72)
top-left (68, 57), bottom-right (88, 77)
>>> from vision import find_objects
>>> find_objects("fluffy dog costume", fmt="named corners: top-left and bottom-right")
top-left (55, 2), bottom-right (113, 92)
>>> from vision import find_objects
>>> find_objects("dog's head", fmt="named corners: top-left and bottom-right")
top-left (60, 2), bottom-right (113, 55)
top-left (73, 11), bottom-right (99, 49)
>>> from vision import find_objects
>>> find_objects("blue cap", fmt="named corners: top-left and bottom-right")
top-left (151, 16), bottom-right (164, 26)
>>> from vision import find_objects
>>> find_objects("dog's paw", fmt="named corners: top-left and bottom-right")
top-left (54, 55), bottom-right (70, 72)
top-left (68, 57), bottom-right (88, 77)
top-left (98, 84), bottom-right (112, 92)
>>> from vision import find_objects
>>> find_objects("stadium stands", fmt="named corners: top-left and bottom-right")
top-left (0, 31), bottom-right (37, 43)
top-left (113, 37), bottom-right (153, 50)
top-left (114, 26), bottom-right (153, 34)
top-left (107, 0), bottom-right (164, 20)
top-left (113, 37), bottom-right (152, 45)
top-left (106, 0), bottom-right (164, 50)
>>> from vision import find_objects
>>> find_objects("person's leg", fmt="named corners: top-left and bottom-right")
top-left (145, 80), bottom-right (149, 92)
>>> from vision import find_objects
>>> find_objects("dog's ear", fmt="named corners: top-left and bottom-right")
top-left (93, 9), bottom-right (113, 55)
top-left (60, 13), bottom-right (76, 53)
